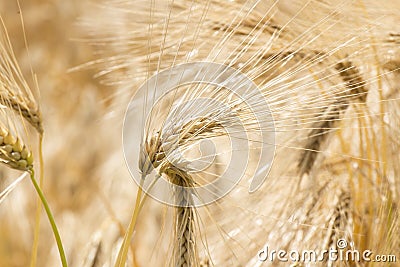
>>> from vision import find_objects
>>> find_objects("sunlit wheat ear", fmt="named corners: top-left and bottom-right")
top-left (139, 115), bottom-right (228, 266)
top-left (0, 16), bottom-right (43, 134)
top-left (0, 124), bottom-right (33, 171)
top-left (140, 140), bottom-right (201, 266)
top-left (164, 168), bottom-right (198, 267)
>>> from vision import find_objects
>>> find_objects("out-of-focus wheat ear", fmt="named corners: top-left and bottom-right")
top-left (383, 60), bottom-right (400, 73)
top-left (166, 168), bottom-right (198, 267)
top-left (298, 60), bottom-right (368, 176)
top-left (324, 191), bottom-right (352, 249)
top-left (297, 105), bottom-right (341, 177)
top-left (0, 16), bottom-right (43, 134)
top-left (334, 61), bottom-right (368, 103)
top-left (0, 124), bottom-right (33, 171)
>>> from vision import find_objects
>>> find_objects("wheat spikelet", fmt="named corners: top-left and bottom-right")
top-left (0, 124), bottom-right (33, 171)
top-left (143, 115), bottom-right (224, 163)
top-left (166, 169), bottom-right (198, 267)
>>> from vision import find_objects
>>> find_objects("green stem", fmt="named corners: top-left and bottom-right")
top-left (30, 195), bottom-right (41, 267)
top-left (30, 135), bottom-right (45, 267)
top-left (29, 170), bottom-right (68, 267)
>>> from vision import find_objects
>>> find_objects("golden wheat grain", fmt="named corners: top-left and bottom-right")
top-left (0, 124), bottom-right (33, 171)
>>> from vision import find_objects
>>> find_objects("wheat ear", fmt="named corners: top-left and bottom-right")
top-left (166, 168), bottom-right (198, 267)
top-left (0, 125), bottom-right (33, 171)
top-left (0, 16), bottom-right (43, 134)
top-left (133, 114), bottom-right (225, 267)
top-left (298, 60), bottom-right (368, 176)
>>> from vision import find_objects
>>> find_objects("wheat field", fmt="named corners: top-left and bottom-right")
top-left (0, 0), bottom-right (399, 266)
